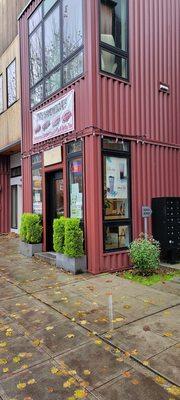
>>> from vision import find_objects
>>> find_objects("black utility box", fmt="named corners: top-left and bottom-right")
top-left (152, 197), bottom-right (180, 263)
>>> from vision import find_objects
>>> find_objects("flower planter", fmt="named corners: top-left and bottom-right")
top-left (20, 241), bottom-right (42, 258)
top-left (56, 253), bottom-right (87, 274)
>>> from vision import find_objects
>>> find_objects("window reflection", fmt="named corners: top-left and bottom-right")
top-left (63, 0), bottom-right (83, 59)
top-left (44, 6), bottom-right (60, 73)
top-left (7, 60), bottom-right (16, 107)
top-left (29, 27), bottom-right (43, 86)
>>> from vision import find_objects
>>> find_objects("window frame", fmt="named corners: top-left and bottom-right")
top-left (31, 154), bottom-right (43, 215)
top-left (99, 0), bottom-right (129, 81)
top-left (11, 185), bottom-right (18, 229)
top-left (6, 59), bottom-right (17, 108)
top-left (102, 137), bottom-right (132, 253)
top-left (66, 140), bottom-right (84, 221)
top-left (28, 0), bottom-right (84, 109)
top-left (0, 74), bottom-right (3, 114)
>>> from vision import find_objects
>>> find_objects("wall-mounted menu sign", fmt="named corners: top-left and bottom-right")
top-left (32, 90), bottom-right (74, 145)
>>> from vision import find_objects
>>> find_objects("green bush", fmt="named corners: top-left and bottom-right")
top-left (53, 217), bottom-right (66, 253)
top-left (20, 213), bottom-right (42, 244)
top-left (64, 218), bottom-right (84, 258)
top-left (129, 234), bottom-right (160, 275)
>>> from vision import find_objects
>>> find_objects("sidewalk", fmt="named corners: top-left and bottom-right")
top-left (0, 236), bottom-right (179, 399)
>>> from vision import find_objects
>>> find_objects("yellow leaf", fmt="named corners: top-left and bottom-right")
top-left (104, 334), bottom-right (112, 340)
top-left (32, 339), bottom-right (43, 347)
top-left (63, 378), bottom-right (76, 388)
top-left (27, 379), bottom-right (36, 385)
top-left (51, 367), bottom-right (59, 375)
top-left (69, 370), bottom-right (77, 375)
top-left (13, 356), bottom-right (21, 363)
top-left (112, 317), bottom-right (124, 323)
top-left (3, 367), bottom-right (9, 373)
top-left (21, 364), bottom-right (29, 370)
top-left (0, 342), bottom-right (7, 348)
top-left (65, 333), bottom-right (75, 339)
top-left (163, 332), bottom-right (173, 337)
top-left (94, 339), bottom-right (102, 345)
top-left (0, 358), bottom-right (7, 365)
top-left (166, 386), bottom-right (180, 396)
top-left (143, 360), bottom-right (149, 366)
top-left (74, 389), bottom-right (87, 399)
top-left (17, 382), bottom-right (26, 390)
top-left (130, 349), bottom-right (138, 356)
top-left (80, 320), bottom-right (87, 326)
top-left (46, 326), bottom-right (54, 331)
top-left (67, 397), bottom-right (75, 400)
top-left (123, 305), bottom-right (131, 310)
top-left (83, 370), bottom-right (91, 376)
top-left (116, 357), bottom-right (124, 362)
top-left (155, 376), bottom-right (165, 385)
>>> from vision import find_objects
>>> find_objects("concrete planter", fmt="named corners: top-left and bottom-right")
top-left (56, 253), bottom-right (87, 274)
top-left (20, 241), bottom-right (42, 258)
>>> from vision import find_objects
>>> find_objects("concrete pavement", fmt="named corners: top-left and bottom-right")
top-left (0, 235), bottom-right (179, 399)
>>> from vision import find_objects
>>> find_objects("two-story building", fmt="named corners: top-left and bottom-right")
top-left (18, 0), bottom-right (180, 273)
top-left (0, 0), bottom-right (28, 233)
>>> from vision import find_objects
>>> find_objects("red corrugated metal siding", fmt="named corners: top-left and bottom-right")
top-left (22, 156), bottom-right (32, 213)
top-left (93, 0), bottom-right (180, 146)
top-left (0, 157), bottom-right (10, 233)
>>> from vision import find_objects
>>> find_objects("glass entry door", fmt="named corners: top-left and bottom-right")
top-left (46, 170), bottom-right (64, 251)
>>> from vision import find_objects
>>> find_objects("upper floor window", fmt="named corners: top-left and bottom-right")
top-left (0, 74), bottom-right (3, 113)
top-left (28, 0), bottom-right (84, 108)
top-left (7, 60), bottom-right (17, 107)
top-left (100, 0), bottom-right (128, 80)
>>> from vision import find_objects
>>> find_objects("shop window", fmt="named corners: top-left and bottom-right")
top-left (32, 154), bottom-right (43, 215)
top-left (11, 185), bottom-right (18, 229)
top-left (67, 140), bottom-right (83, 219)
top-left (0, 74), bottom-right (3, 114)
top-left (28, 0), bottom-right (84, 108)
top-left (11, 166), bottom-right (21, 178)
top-left (7, 59), bottom-right (17, 107)
top-left (102, 137), bottom-right (131, 252)
top-left (100, 0), bottom-right (128, 80)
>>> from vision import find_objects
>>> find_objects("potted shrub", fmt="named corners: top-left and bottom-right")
top-left (129, 234), bottom-right (160, 275)
top-left (20, 213), bottom-right (43, 257)
top-left (54, 217), bottom-right (87, 274)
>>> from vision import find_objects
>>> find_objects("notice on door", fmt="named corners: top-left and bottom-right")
top-left (32, 90), bottom-right (74, 145)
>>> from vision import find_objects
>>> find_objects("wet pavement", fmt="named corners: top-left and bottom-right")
top-left (0, 235), bottom-right (179, 399)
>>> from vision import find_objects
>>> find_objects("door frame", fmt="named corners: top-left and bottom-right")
top-left (42, 158), bottom-right (67, 252)
top-left (10, 175), bottom-right (22, 233)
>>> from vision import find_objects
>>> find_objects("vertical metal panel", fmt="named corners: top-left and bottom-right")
top-left (22, 156), bottom-right (32, 213)
top-left (0, 157), bottom-right (10, 232)
top-left (93, 0), bottom-right (180, 145)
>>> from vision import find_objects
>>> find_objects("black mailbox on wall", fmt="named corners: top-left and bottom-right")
top-left (152, 197), bottom-right (180, 263)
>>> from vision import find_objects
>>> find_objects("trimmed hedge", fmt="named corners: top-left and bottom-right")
top-left (20, 213), bottom-right (42, 244)
top-left (64, 218), bottom-right (84, 258)
top-left (53, 217), bottom-right (66, 253)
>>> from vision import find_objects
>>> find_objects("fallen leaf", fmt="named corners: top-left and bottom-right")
top-left (131, 379), bottom-right (140, 385)
top-left (13, 356), bottom-right (21, 363)
top-left (123, 304), bottom-right (131, 310)
top-left (17, 382), bottom-right (26, 390)
top-left (116, 357), bottom-right (124, 362)
top-left (0, 358), bottom-right (7, 365)
top-left (69, 370), bottom-right (77, 375)
top-left (51, 367), bottom-right (59, 375)
top-left (155, 376), bottom-right (165, 385)
top-left (143, 360), bottom-right (149, 366)
top-left (0, 342), bottom-right (7, 348)
top-left (143, 325), bottom-right (151, 332)
top-left (32, 339), bottom-right (43, 346)
top-left (83, 370), bottom-right (91, 376)
top-left (27, 379), bottom-right (36, 385)
top-left (163, 332), bottom-right (173, 337)
top-left (123, 371), bottom-right (131, 378)
top-left (65, 333), bottom-right (75, 339)
top-left (80, 320), bottom-right (87, 326)
top-left (3, 367), bottom-right (9, 373)
top-left (104, 333), bottom-right (112, 340)
top-left (130, 349), bottom-right (138, 356)
top-left (63, 378), bottom-right (76, 388)
top-left (47, 387), bottom-right (54, 393)
top-left (74, 389), bottom-right (87, 399)
top-left (166, 386), bottom-right (180, 396)
top-left (46, 326), bottom-right (54, 331)
top-left (94, 339), bottom-right (103, 345)
top-left (112, 317), bottom-right (124, 323)
top-left (24, 397), bottom-right (33, 400)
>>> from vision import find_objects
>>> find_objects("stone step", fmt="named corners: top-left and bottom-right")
top-left (34, 252), bottom-right (56, 266)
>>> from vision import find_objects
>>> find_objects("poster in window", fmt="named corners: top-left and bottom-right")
top-left (106, 157), bottom-right (127, 199)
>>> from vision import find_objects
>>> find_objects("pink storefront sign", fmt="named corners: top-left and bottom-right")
top-left (32, 90), bottom-right (75, 145)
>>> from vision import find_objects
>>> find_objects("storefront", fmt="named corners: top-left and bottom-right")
top-left (19, 0), bottom-right (180, 273)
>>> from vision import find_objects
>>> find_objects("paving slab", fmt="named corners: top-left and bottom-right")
top-left (135, 288), bottom-right (179, 308)
top-left (152, 280), bottom-right (180, 296)
top-left (74, 306), bottom-right (127, 333)
top-left (34, 287), bottom-right (99, 317)
top-left (0, 361), bottom-right (95, 400)
top-left (55, 340), bottom-right (133, 390)
top-left (0, 335), bottom-right (50, 381)
top-left (31, 318), bottom-right (90, 356)
top-left (93, 369), bottom-right (171, 400)
top-left (0, 281), bottom-right (25, 300)
top-left (104, 322), bottom-right (177, 360)
top-left (0, 296), bottom-right (64, 333)
top-left (148, 344), bottom-right (180, 386)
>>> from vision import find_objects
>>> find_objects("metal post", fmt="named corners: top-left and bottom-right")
top-left (144, 217), bottom-right (148, 239)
